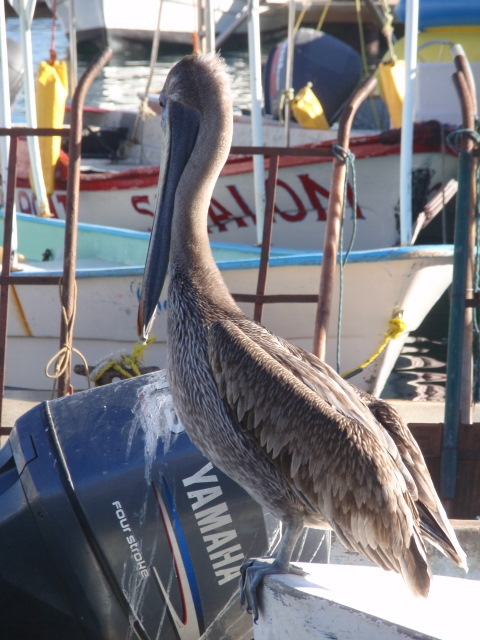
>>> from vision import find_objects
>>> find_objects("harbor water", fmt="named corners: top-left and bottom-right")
top-left (5, 14), bottom-right (451, 402)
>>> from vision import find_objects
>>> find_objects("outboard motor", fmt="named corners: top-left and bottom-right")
top-left (7, 37), bottom-right (24, 107)
top-left (263, 28), bottom-right (363, 126)
top-left (0, 371), bottom-right (329, 639)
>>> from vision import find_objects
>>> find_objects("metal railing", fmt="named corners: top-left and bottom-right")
top-left (0, 47), bottom-right (112, 435)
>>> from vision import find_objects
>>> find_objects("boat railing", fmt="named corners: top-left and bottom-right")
top-left (230, 75), bottom-right (378, 363)
top-left (0, 47), bottom-right (112, 434)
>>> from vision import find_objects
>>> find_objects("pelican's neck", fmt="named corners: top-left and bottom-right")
top-left (170, 102), bottom-right (233, 297)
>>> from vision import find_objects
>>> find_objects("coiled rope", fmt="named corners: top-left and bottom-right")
top-left (90, 336), bottom-right (155, 386)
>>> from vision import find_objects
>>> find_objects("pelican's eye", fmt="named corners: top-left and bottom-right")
top-left (158, 92), bottom-right (166, 111)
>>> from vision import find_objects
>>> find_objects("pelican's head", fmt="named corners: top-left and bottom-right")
top-left (137, 54), bottom-right (233, 341)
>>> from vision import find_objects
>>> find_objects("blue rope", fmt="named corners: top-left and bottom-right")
top-left (446, 126), bottom-right (480, 154)
top-left (332, 143), bottom-right (358, 373)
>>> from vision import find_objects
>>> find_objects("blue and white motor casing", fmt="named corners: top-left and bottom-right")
top-left (0, 370), bottom-right (330, 640)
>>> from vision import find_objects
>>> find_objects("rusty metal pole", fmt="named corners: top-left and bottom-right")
top-left (312, 76), bottom-right (377, 361)
top-left (253, 154), bottom-right (279, 323)
top-left (57, 47), bottom-right (112, 397)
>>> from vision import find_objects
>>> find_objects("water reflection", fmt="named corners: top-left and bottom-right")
top-left (8, 16), bottom-right (256, 119)
top-left (383, 335), bottom-right (448, 401)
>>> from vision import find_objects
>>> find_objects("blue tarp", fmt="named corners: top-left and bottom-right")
top-left (395, 0), bottom-right (480, 29)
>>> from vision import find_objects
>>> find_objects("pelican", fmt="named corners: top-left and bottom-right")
top-left (137, 53), bottom-right (467, 620)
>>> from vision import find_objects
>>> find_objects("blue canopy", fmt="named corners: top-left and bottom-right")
top-left (395, 0), bottom-right (480, 29)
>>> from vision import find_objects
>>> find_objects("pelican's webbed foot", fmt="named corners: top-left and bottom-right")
top-left (239, 557), bottom-right (308, 622)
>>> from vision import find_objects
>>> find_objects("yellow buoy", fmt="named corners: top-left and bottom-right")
top-left (377, 59), bottom-right (405, 129)
top-left (378, 26), bottom-right (480, 128)
top-left (34, 59), bottom-right (68, 197)
top-left (291, 82), bottom-right (329, 130)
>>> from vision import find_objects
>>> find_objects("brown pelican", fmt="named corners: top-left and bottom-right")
top-left (137, 54), bottom-right (467, 620)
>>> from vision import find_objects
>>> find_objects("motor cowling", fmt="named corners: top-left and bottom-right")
top-left (0, 370), bottom-right (329, 639)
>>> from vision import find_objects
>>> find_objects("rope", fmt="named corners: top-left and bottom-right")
top-left (49, 0), bottom-right (57, 64)
top-left (332, 143), bottom-right (358, 373)
top-left (129, 0), bottom-right (164, 144)
top-left (278, 88), bottom-right (295, 123)
top-left (379, 0), bottom-right (397, 63)
top-left (294, 0), bottom-right (313, 34)
top-left (354, 0), bottom-right (382, 129)
top-left (446, 127), bottom-right (480, 154)
top-left (90, 336), bottom-right (155, 386)
top-left (342, 313), bottom-right (407, 380)
top-left (315, 0), bottom-right (332, 32)
top-left (354, 0), bottom-right (369, 78)
top-left (45, 280), bottom-right (91, 395)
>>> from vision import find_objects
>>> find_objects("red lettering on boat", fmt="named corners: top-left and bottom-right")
top-left (274, 179), bottom-right (307, 222)
top-left (131, 195), bottom-right (154, 217)
top-left (298, 174), bottom-right (328, 221)
top-left (208, 197), bottom-right (248, 232)
top-left (225, 185), bottom-right (256, 223)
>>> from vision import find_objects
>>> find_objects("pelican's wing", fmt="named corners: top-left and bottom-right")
top-left (356, 392), bottom-right (468, 569)
top-left (208, 318), bottom-right (430, 592)
top-left (270, 331), bottom-right (467, 571)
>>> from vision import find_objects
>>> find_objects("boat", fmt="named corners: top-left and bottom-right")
top-left (10, 10), bottom-right (471, 249)
top-left (42, 0), bottom-right (286, 51)
top-left (13, 119), bottom-right (458, 249)
top-left (0, 211), bottom-right (453, 395)
top-left (379, 0), bottom-right (480, 129)
top-left (40, 0), bottom-right (399, 53)
top-left (9, 0), bottom-right (475, 249)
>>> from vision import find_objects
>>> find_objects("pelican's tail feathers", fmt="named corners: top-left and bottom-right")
top-left (399, 529), bottom-right (431, 598)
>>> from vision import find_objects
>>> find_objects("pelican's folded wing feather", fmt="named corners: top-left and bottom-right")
top-left (207, 318), bottom-right (427, 579)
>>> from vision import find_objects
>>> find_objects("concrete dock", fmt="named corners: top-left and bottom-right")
top-left (254, 564), bottom-right (480, 640)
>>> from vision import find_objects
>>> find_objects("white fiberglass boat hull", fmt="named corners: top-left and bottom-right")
top-left (1, 214), bottom-right (453, 394)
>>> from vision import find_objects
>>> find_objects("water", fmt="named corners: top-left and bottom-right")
top-left (5, 14), bottom-right (451, 401)
top-left (6, 15), bottom-right (254, 119)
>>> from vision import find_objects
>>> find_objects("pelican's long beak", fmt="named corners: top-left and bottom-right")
top-left (137, 96), bottom-right (200, 341)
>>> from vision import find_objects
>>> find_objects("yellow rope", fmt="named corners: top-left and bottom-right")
top-left (379, 0), bottom-right (397, 63)
top-left (355, 0), bottom-right (370, 77)
top-left (91, 336), bottom-right (155, 385)
top-left (45, 280), bottom-right (91, 395)
top-left (315, 0), bottom-right (332, 32)
top-left (342, 312), bottom-right (407, 380)
top-left (294, 0), bottom-right (312, 34)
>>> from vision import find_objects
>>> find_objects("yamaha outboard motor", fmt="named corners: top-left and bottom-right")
top-left (264, 28), bottom-right (363, 125)
top-left (0, 371), bottom-right (329, 639)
